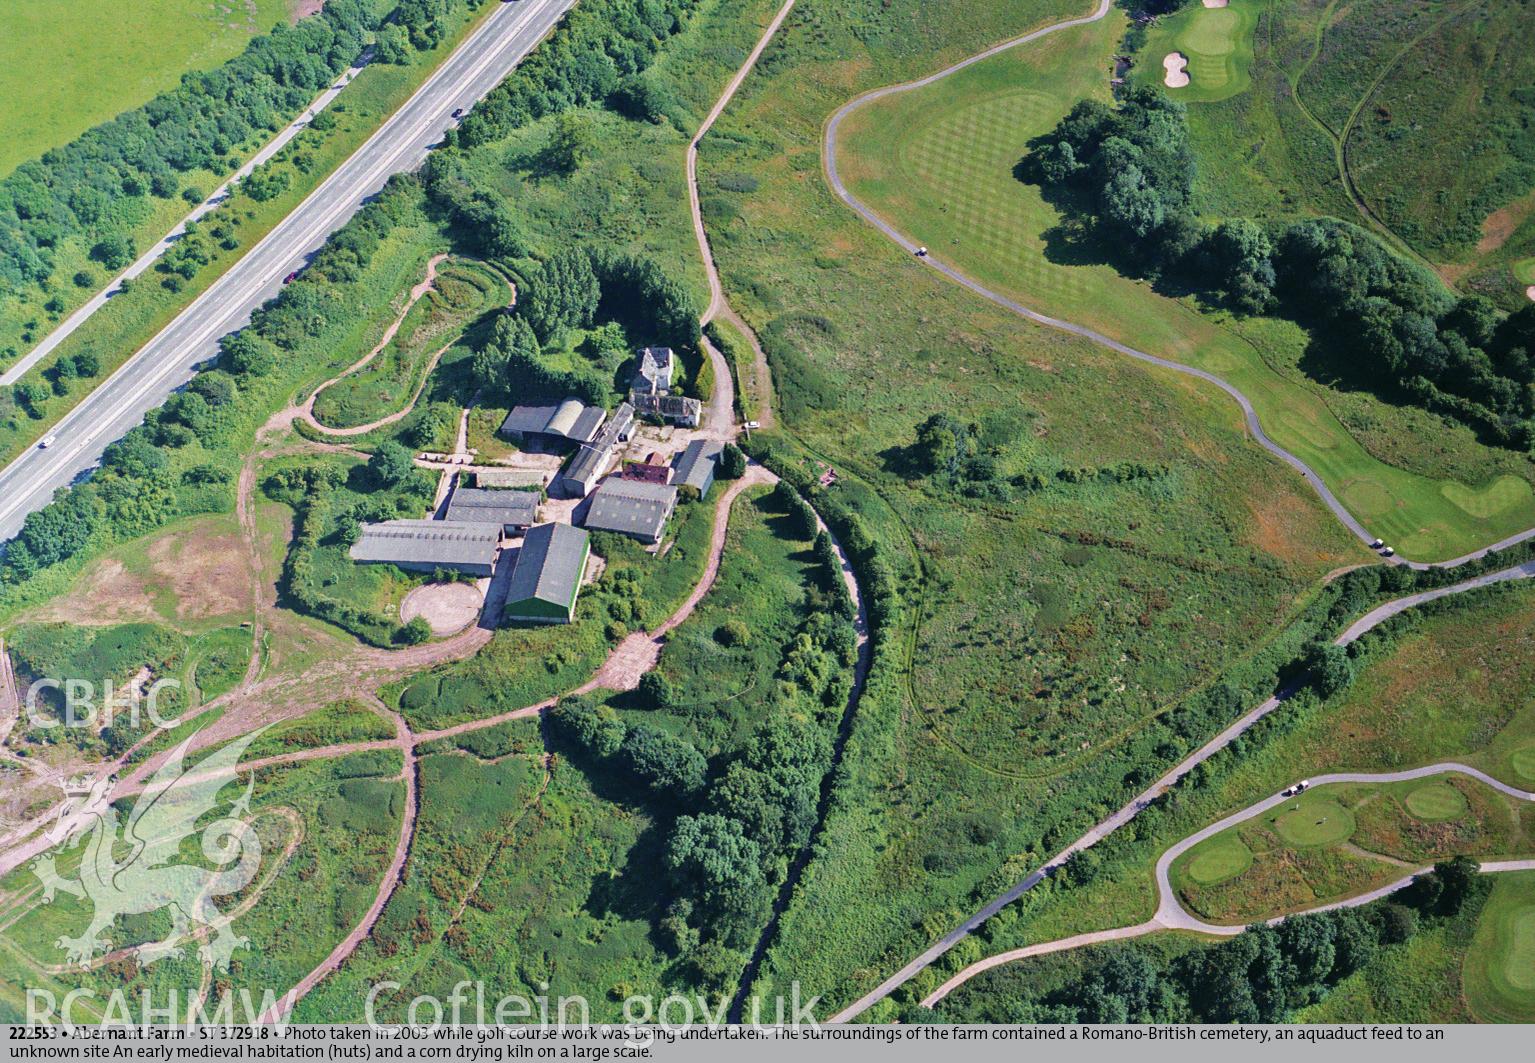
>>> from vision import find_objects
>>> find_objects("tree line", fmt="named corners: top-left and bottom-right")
top-left (467, 243), bottom-right (700, 404)
top-left (1030, 88), bottom-right (1535, 449)
top-left (0, 1), bottom-right (389, 293)
top-left (928, 856), bottom-right (1487, 1023)
top-left (451, 0), bottom-right (702, 150)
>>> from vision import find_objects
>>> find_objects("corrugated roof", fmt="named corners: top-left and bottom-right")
top-left (499, 399), bottom-right (605, 443)
top-left (476, 468), bottom-right (549, 489)
top-left (506, 523), bottom-right (589, 611)
top-left (561, 403), bottom-right (636, 490)
top-left (673, 439), bottom-right (723, 493)
top-left (445, 487), bottom-right (539, 527)
top-left (349, 520), bottom-right (500, 568)
top-left (584, 479), bottom-right (678, 540)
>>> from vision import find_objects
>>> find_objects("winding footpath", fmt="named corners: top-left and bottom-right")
top-left (821, 0), bottom-right (1535, 571)
top-left (921, 763), bottom-right (1535, 1008)
top-left (685, 0), bottom-right (796, 430)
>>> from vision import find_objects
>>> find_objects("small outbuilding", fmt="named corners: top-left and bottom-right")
top-left (504, 522), bottom-right (590, 625)
top-left (476, 468), bottom-right (550, 490)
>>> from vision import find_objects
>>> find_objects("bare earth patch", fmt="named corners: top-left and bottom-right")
top-left (146, 529), bottom-right (253, 621)
top-left (400, 583), bottom-right (485, 636)
top-left (29, 559), bottom-right (158, 627)
top-left (1478, 191), bottom-right (1535, 254)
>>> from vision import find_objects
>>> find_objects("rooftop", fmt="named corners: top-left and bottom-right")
top-left (632, 346), bottom-right (675, 393)
top-left (584, 479), bottom-right (678, 540)
top-left (444, 487), bottom-right (539, 527)
top-left (499, 398), bottom-right (606, 443)
top-left (349, 520), bottom-right (501, 568)
top-left (673, 439), bottom-right (724, 493)
top-left (506, 523), bottom-right (590, 612)
top-left (564, 402), bottom-right (636, 488)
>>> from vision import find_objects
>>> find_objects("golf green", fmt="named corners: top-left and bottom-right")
top-left (1186, 835), bottom-right (1254, 885)
top-left (1404, 781), bottom-right (1469, 822)
top-left (1512, 746), bottom-right (1535, 782)
top-left (1464, 874), bottom-right (1535, 1021)
top-left (1506, 909), bottom-right (1535, 991)
top-left (1272, 797), bottom-right (1356, 846)
top-left (1138, 0), bottom-right (1259, 103)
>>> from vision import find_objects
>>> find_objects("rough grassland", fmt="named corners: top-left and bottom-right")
top-left (1173, 776), bottom-right (1533, 924)
top-left (836, 8), bottom-right (1535, 562)
top-left (982, 583), bottom-right (1535, 959)
top-left (0, 0), bottom-right (296, 176)
top-left (0, 752), bottom-right (403, 1023)
top-left (699, 0), bottom-right (1369, 1016)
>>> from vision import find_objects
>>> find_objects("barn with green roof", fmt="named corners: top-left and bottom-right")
top-left (503, 523), bottom-right (590, 625)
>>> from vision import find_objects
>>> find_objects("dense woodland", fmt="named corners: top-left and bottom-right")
top-left (1030, 88), bottom-right (1535, 450)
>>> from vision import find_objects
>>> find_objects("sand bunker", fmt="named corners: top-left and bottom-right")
top-left (1203, 0), bottom-right (1229, 7)
top-left (1163, 52), bottom-right (1191, 88)
top-left (1527, 285), bottom-right (1535, 302)
top-left (400, 582), bottom-right (484, 636)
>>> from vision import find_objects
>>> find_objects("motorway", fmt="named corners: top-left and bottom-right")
top-left (0, 0), bottom-right (575, 542)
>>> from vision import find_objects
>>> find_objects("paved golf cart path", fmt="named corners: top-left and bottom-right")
top-left (821, 0), bottom-right (1535, 571)
top-left (920, 763), bottom-right (1535, 1008)
top-left (825, 553), bottom-right (1535, 1021)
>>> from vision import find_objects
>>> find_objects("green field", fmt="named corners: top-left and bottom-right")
top-left (311, 260), bottom-right (508, 430)
top-left (968, 583), bottom-right (1535, 970)
top-left (1463, 871), bottom-right (1535, 1021)
top-left (1138, 0), bottom-right (1259, 102)
top-left (689, 0), bottom-right (1410, 1018)
top-left (0, 0), bottom-right (505, 462)
top-left (0, 0), bottom-right (298, 176)
top-left (0, 752), bottom-right (403, 1023)
top-left (837, 7), bottom-right (1535, 562)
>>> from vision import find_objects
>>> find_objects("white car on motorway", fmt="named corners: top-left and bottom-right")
top-left (39, 434), bottom-right (57, 449)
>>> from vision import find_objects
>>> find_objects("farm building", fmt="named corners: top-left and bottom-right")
top-left (349, 520), bottom-right (501, 577)
top-left (583, 479), bottom-right (678, 544)
top-left (631, 346), bottom-right (675, 395)
top-left (673, 439), bottom-right (723, 496)
top-left (622, 452), bottom-right (673, 485)
top-left (630, 392), bottom-right (702, 429)
top-left (475, 468), bottom-right (549, 490)
top-left (504, 523), bottom-right (590, 625)
top-left (443, 487), bottom-right (539, 534)
top-left (556, 402), bottom-right (636, 499)
top-left (499, 398), bottom-right (606, 447)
